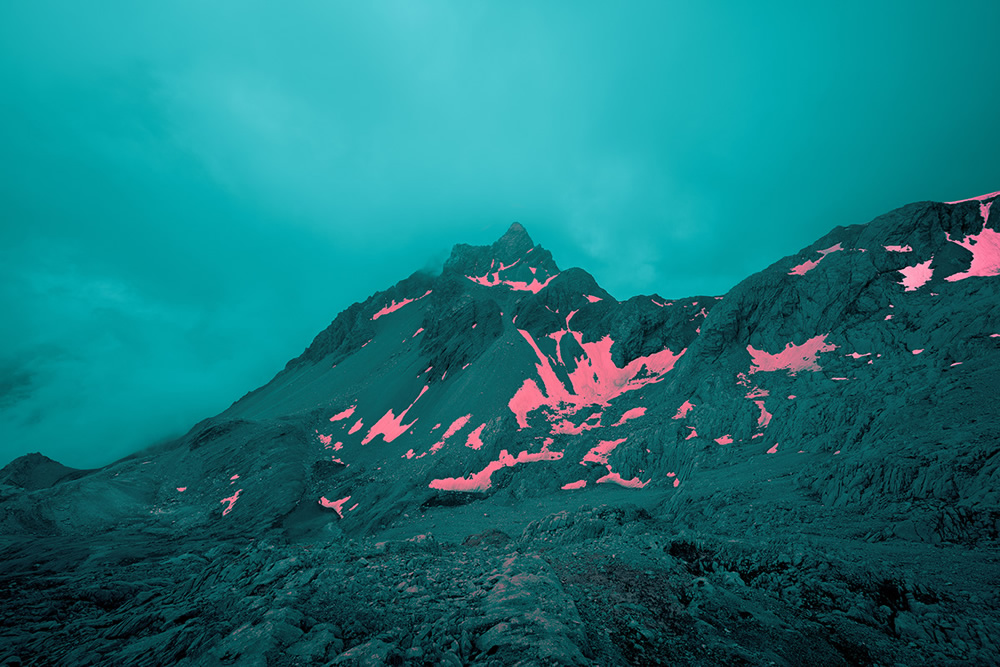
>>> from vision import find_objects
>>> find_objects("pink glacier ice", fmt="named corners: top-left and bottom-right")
top-left (672, 400), bottom-right (695, 419)
top-left (581, 438), bottom-right (627, 466)
top-left (747, 335), bottom-right (838, 374)
top-left (361, 385), bottom-right (429, 445)
top-left (428, 447), bottom-right (563, 492)
top-left (429, 414), bottom-right (472, 454)
top-left (466, 269), bottom-right (558, 294)
top-left (788, 243), bottom-right (842, 275)
top-left (944, 223), bottom-right (1000, 281)
top-left (754, 400), bottom-right (772, 428)
top-left (714, 435), bottom-right (734, 445)
top-left (612, 407), bottom-right (646, 426)
top-left (371, 290), bottom-right (432, 321)
top-left (348, 419), bottom-right (364, 435)
top-left (595, 467), bottom-right (650, 489)
top-left (884, 245), bottom-right (912, 252)
top-left (220, 489), bottom-right (242, 516)
top-left (945, 191), bottom-right (1000, 205)
top-left (898, 257), bottom-right (934, 290)
top-left (561, 480), bottom-right (587, 490)
top-left (319, 495), bottom-right (352, 518)
top-left (329, 405), bottom-right (357, 422)
top-left (465, 423), bottom-right (486, 449)
top-left (508, 322), bottom-right (685, 429)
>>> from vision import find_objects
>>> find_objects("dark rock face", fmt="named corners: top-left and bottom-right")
top-left (2, 197), bottom-right (1000, 665)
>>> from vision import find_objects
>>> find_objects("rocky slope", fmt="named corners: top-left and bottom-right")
top-left (1, 192), bottom-right (999, 665)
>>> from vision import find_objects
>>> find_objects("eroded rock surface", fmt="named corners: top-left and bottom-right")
top-left (3, 193), bottom-right (1000, 665)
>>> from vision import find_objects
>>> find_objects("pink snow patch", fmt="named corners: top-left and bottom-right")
top-left (685, 428), bottom-right (698, 440)
top-left (714, 435), bottom-right (734, 445)
top-left (585, 294), bottom-right (603, 303)
top-left (230, 474), bottom-right (239, 481)
top-left (582, 438), bottom-right (627, 466)
top-left (176, 487), bottom-right (187, 492)
top-left (332, 441), bottom-right (343, 451)
top-left (329, 405), bottom-right (357, 422)
top-left (944, 222), bottom-right (1000, 281)
top-left (950, 362), bottom-right (963, 367)
top-left (672, 400), bottom-right (695, 420)
top-left (220, 489), bottom-right (242, 516)
top-left (466, 271), bottom-right (557, 294)
top-left (744, 387), bottom-right (769, 399)
top-left (442, 414), bottom-right (471, 439)
top-left (429, 447), bottom-right (563, 492)
top-left (899, 257), bottom-right (934, 290)
top-left (562, 480), bottom-right (587, 490)
top-left (412, 327), bottom-right (424, 338)
top-left (465, 423), bottom-right (486, 450)
top-left (318, 433), bottom-right (332, 446)
top-left (613, 407), bottom-right (646, 426)
top-left (754, 400), bottom-right (772, 428)
top-left (767, 443), bottom-right (779, 454)
top-left (672, 478), bottom-right (680, 488)
top-left (884, 314), bottom-right (893, 321)
top-left (789, 243), bottom-right (842, 275)
top-left (845, 352), bottom-right (871, 359)
top-left (508, 326), bottom-right (684, 428)
top-left (550, 414), bottom-right (603, 435)
top-left (748, 335), bottom-right (838, 375)
top-left (348, 419), bottom-right (364, 435)
top-left (912, 349), bottom-right (924, 355)
top-left (371, 290), bottom-right (432, 320)
top-left (788, 395), bottom-right (796, 399)
top-left (884, 245), bottom-right (912, 252)
top-left (945, 191), bottom-right (1000, 204)
top-left (403, 449), bottom-right (415, 459)
top-left (319, 495), bottom-right (352, 518)
top-left (362, 385), bottom-right (429, 445)
top-left (595, 468), bottom-right (650, 489)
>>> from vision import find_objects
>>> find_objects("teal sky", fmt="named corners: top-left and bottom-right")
top-left (2, 2), bottom-right (998, 468)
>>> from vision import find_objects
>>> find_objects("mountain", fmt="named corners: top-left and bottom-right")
top-left (2, 192), bottom-right (999, 666)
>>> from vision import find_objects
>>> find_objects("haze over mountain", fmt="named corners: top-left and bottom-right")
top-left (2, 192), bottom-right (999, 666)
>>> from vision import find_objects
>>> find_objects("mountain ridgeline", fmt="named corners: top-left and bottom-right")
top-left (2, 194), bottom-right (999, 666)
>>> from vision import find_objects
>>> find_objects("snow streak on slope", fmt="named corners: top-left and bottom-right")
top-left (429, 446), bottom-right (563, 492)
top-left (788, 243), bottom-right (843, 275)
top-left (361, 386), bottom-right (429, 445)
top-left (371, 290), bottom-right (432, 320)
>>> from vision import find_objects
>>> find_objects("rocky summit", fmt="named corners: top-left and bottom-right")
top-left (2, 192), bottom-right (1000, 666)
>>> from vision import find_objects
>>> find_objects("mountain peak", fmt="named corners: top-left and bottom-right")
top-left (493, 222), bottom-right (534, 258)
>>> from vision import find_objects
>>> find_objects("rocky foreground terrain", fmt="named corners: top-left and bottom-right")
top-left (2, 192), bottom-right (999, 665)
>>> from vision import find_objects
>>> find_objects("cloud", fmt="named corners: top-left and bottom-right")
top-left (1, 2), bottom-right (998, 466)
